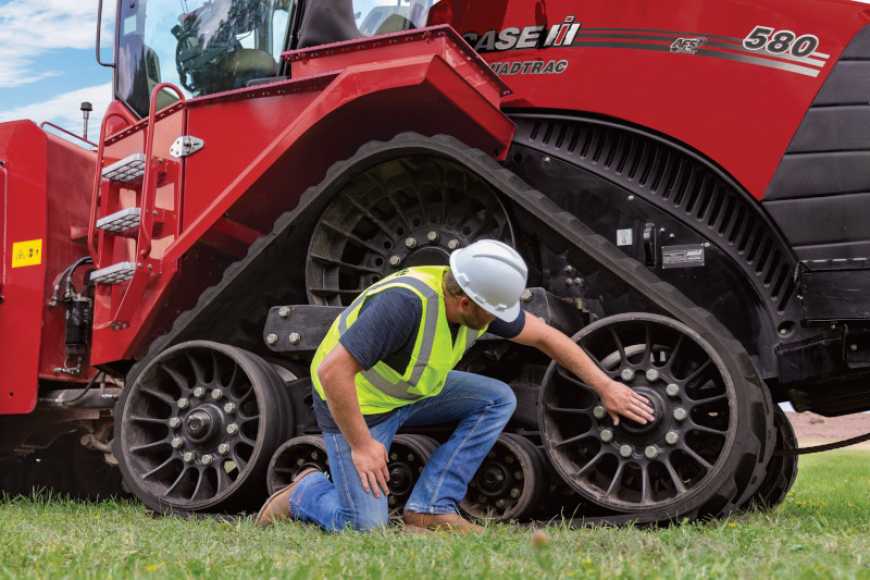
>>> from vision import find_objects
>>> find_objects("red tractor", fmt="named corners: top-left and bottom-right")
top-left (1, 0), bottom-right (867, 522)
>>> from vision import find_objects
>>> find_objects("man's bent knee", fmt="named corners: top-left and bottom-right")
top-left (350, 509), bottom-right (389, 532)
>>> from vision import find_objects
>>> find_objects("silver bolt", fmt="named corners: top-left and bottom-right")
top-left (210, 389), bottom-right (223, 401)
top-left (645, 369), bottom-right (660, 382)
top-left (405, 237), bottom-right (418, 249)
top-left (223, 402), bottom-right (236, 414)
top-left (168, 417), bottom-right (182, 429)
top-left (665, 431), bottom-right (680, 445)
top-left (447, 239), bottom-right (461, 250)
top-left (200, 454), bottom-right (214, 466)
top-left (509, 488), bottom-right (521, 499)
top-left (218, 443), bottom-right (230, 456)
top-left (644, 445), bottom-right (659, 460)
top-left (593, 405), bottom-right (607, 419)
top-left (171, 437), bottom-right (184, 449)
top-left (427, 231), bottom-right (439, 243)
top-left (177, 397), bottom-right (190, 410)
top-left (620, 368), bottom-right (635, 382)
top-left (288, 332), bottom-right (302, 346)
top-left (192, 386), bottom-right (206, 398)
top-left (600, 429), bottom-right (614, 443)
top-left (278, 306), bottom-right (291, 319)
top-left (573, 277), bottom-right (583, 286)
top-left (627, 195), bottom-right (636, 201)
top-left (564, 265), bottom-right (576, 275)
top-left (565, 278), bottom-right (575, 286)
top-left (521, 288), bottom-right (533, 303)
top-left (389, 255), bottom-right (402, 267)
top-left (226, 423), bottom-right (239, 435)
top-left (673, 407), bottom-right (688, 422)
top-left (183, 451), bottom-right (195, 463)
top-left (266, 333), bottom-right (279, 345)
top-left (666, 383), bottom-right (680, 397)
top-left (850, 344), bottom-right (858, 352)
top-left (619, 444), bottom-right (633, 458)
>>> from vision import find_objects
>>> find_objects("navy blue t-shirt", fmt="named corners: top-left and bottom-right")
top-left (313, 288), bottom-right (526, 432)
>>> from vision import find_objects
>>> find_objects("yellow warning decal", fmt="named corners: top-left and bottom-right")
top-left (12, 239), bottom-right (43, 268)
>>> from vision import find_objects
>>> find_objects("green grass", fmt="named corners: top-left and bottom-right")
top-left (1, 452), bottom-right (868, 579)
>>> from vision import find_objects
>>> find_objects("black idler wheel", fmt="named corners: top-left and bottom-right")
top-left (388, 434), bottom-right (439, 516)
top-left (266, 435), bottom-right (330, 495)
top-left (306, 157), bottom-right (514, 306)
top-left (460, 433), bottom-right (547, 522)
top-left (115, 341), bottom-right (293, 514)
top-left (743, 405), bottom-right (798, 511)
top-left (540, 313), bottom-right (770, 521)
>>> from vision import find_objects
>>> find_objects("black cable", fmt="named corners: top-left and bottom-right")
top-left (777, 431), bottom-right (870, 456)
top-left (60, 371), bottom-right (104, 407)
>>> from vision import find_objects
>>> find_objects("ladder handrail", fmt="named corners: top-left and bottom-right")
top-left (87, 111), bottom-right (133, 262)
top-left (137, 83), bottom-right (187, 261)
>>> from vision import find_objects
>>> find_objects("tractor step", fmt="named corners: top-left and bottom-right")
top-left (96, 208), bottom-right (141, 234)
top-left (89, 262), bottom-right (136, 285)
top-left (101, 153), bottom-right (146, 183)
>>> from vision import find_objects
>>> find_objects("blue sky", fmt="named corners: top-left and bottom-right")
top-left (0, 0), bottom-right (113, 136)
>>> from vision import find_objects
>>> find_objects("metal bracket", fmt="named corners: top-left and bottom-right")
top-left (170, 136), bottom-right (205, 159)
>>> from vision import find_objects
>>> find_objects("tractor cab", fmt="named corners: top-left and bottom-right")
top-left (115, 0), bottom-right (436, 118)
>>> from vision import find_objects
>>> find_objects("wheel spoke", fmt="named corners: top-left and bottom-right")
top-left (189, 468), bottom-right (206, 501)
top-left (556, 367), bottom-right (593, 390)
top-left (683, 359), bottom-right (713, 389)
top-left (319, 220), bottom-right (387, 257)
top-left (687, 422), bottom-right (727, 436)
top-left (546, 404), bottom-right (588, 415)
top-left (159, 363), bottom-right (190, 395)
top-left (130, 439), bottom-right (169, 454)
top-left (130, 415), bottom-right (168, 426)
top-left (641, 323), bottom-right (653, 366)
top-left (574, 450), bottom-right (607, 478)
top-left (239, 433), bottom-right (257, 448)
top-left (346, 195), bottom-right (398, 240)
top-left (666, 335), bottom-right (685, 370)
top-left (552, 430), bottom-right (593, 448)
top-left (664, 457), bottom-right (688, 494)
top-left (186, 352), bottom-right (207, 385)
top-left (309, 253), bottom-right (382, 274)
top-left (608, 327), bottom-right (627, 367)
top-left (688, 393), bottom-right (727, 407)
top-left (215, 464), bottom-right (232, 493)
top-left (640, 464), bottom-right (652, 504)
top-left (140, 387), bottom-right (177, 408)
top-left (605, 462), bottom-right (625, 496)
top-left (142, 456), bottom-right (175, 480)
top-left (163, 467), bottom-right (188, 497)
top-left (239, 414), bottom-right (260, 424)
top-left (211, 352), bottom-right (223, 386)
top-left (681, 444), bottom-right (713, 471)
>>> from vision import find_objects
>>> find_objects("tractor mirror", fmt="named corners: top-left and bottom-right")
top-left (96, 0), bottom-right (117, 68)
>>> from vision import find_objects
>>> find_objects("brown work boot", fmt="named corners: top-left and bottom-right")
top-left (255, 467), bottom-right (319, 527)
top-left (403, 511), bottom-right (485, 534)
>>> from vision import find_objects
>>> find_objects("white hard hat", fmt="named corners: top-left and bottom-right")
top-left (449, 239), bottom-right (528, 322)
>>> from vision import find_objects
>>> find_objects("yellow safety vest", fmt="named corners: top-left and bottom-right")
top-left (310, 266), bottom-right (488, 415)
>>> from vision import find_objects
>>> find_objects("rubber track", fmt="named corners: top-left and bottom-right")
top-left (126, 133), bottom-right (775, 522)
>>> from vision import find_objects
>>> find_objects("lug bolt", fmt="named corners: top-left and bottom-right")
top-left (619, 444), bottom-right (633, 458)
top-left (192, 386), bottom-right (206, 398)
top-left (168, 417), bottom-right (182, 429)
top-left (182, 451), bottom-right (195, 463)
top-left (218, 443), bottom-right (230, 455)
top-left (644, 445), bottom-right (659, 460)
top-left (223, 402), bottom-right (236, 414)
top-left (620, 368), bottom-right (635, 382)
top-left (288, 332), bottom-right (302, 346)
top-left (200, 454), bottom-right (214, 466)
top-left (510, 488), bottom-right (521, 499)
top-left (278, 306), bottom-right (291, 319)
top-left (170, 437), bottom-right (184, 449)
top-left (673, 407), bottom-right (688, 422)
top-left (666, 383), bottom-right (680, 397)
top-left (565, 278), bottom-right (575, 287)
top-left (645, 369), bottom-right (660, 382)
top-left (447, 239), bottom-right (461, 250)
top-left (226, 423), bottom-right (239, 435)
top-left (593, 405), bottom-right (606, 419)
top-left (266, 333), bottom-right (279, 345)
top-left (600, 429), bottom-right (614, 443)
top-left (665, 431), bottom-right (680, 445)
top-left (389, 255), bottom-right (402, 267)
top-left (405, 237), bottom-right (418, 249)
top-left (427, 231), bottom-right (439, 243)
top-left (177, 397), bottom-right (190, 410)
top-left (564, 265), bottom-right (576, 275)
top-left (210, 389), bottom-right (223, 401)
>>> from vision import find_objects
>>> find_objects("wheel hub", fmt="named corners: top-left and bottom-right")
top-left (619, 387), bottom-right (667, 435)
top-left (479, 462), bottom-right (510, 496)
top-left (185, 405), bottom-right (222, 444)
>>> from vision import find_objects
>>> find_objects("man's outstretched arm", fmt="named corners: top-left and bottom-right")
top-left (510, 313), bottom-right (656, 425)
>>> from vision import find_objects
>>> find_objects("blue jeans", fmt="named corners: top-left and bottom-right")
top-left (288, 371), bottom-right (517, 532)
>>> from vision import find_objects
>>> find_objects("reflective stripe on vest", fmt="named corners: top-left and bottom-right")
top-left (337, 275), bottom-right (440, 401)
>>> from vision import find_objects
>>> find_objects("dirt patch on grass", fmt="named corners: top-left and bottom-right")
top-left (786, 411), bottom-right (870, 450)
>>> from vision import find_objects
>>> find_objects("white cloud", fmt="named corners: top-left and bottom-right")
top-left (0, 82), bottom-right (112, 143)
top-left (0, 0), bottom-right (111, 87)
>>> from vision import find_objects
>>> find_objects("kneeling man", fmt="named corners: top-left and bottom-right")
top-left (257, 240), bottom-right (653, 532)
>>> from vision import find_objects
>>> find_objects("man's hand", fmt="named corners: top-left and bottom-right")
top-left (599, 379), bottom-right (656, 426)
top-left (351, 437), bottom-right (391, 498)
